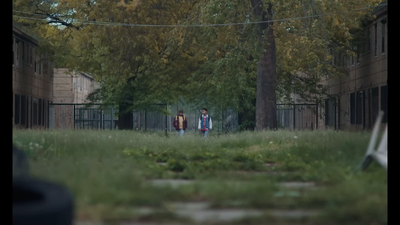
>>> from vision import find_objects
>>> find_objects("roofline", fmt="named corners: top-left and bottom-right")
top-left (78, 72), bottom-right (95, 80)
top-left (13, 21), bottom-right (43, 44)
top-left (372, 1), bottom-right (387, 16)
top-left (53, 68), bottom-right (96, 80)
top-left (13, 27), bottom-right (39, 47)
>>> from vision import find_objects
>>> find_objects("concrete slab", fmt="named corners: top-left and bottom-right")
top-left (149, 179), bottom-right (195, 188)
top-left (265, 163), bottom-right (279, 167)
top-left (278, 182), bottom-right (317, 189)
top-left (174, 208), bottom-right (263, 223)
top-left (267, 209), bottom-right (320, 218)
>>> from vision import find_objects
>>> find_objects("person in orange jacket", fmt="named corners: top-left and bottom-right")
top-left (173, 109), bottom-right (187, 136)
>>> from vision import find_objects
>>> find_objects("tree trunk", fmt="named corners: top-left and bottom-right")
top-left (118, 87), bottom-right (133, 130)
top-left (251, 0), bottom-right (277, 130)
top-left (118, 102), bottom-right (133, 130)
top-left (118, 77), bottom-right (136, 130)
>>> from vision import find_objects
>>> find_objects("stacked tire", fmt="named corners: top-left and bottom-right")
top-left (13, 146), bottom-right (74, 225)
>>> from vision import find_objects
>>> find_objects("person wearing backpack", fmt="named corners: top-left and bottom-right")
top-left (173, 109), bottom-right (187, 136)
top-left (198, 108), bottom-right (212, 138)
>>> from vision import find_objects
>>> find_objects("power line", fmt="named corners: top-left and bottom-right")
top-left (12, 4), bottom-right (384, 28)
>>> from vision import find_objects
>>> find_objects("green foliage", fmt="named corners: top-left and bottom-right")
top-left (13, 129), bottom-right (386, 224)
top-left (13, 0), bottom-right (382, 122)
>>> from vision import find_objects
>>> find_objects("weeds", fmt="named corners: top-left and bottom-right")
top-left (13, 129), bottom-right (386, 224)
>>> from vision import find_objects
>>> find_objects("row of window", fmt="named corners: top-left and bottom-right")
top-left (362, 20), bottom-right (386, 56)
top-left (324, 85), bottom-right (387, 129)
top-left (330, 19), bottom-right (386, 68)
top-left (14, 94), bottom-right (49, 128)
top-left (348, 85), bottom-right (387, 125)
top-left (13, 37), bottom-right (53, 77)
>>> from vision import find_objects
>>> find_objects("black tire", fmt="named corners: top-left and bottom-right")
top-left (13, 177), bottom-right (74, 225)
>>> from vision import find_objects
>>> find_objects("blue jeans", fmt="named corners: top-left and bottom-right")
top-left (201, 130), bottom-right (209, 138)
top-left (177, 129), bottom-right (185, 136)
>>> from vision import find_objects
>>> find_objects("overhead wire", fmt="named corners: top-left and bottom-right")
top-left (12, 4), bottom-right (386, 28)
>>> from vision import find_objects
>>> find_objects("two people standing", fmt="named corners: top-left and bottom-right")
top-left (172, 108), bottom-right (212, 137)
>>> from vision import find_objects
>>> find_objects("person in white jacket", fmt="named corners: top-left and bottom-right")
top-left (198, 108), bottom-right (212, 138)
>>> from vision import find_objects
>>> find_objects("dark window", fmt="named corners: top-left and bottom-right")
top-left (33, 99), bottom-right (38, 126)
top-left (30, 47), bottom-right (33, 64)
top-left (15, 94), bottom-right (20, 125)
top-left (39, 99), bottom-right (43, 126)
top-left (371, 87), bottom-right (379, 124)
top-left (381, 85), bottom-right (387, 123)
top-left (44, 100), bottom-right (47, 127)
top-left (16, 39), bottom-right (20, 67)
top-left (13, 39), bottom-right (14, 66)
top-left (26, 44), bottom-right (29, 66)
top-left (42, 99), bottom-right (45, 126)
top-left (325, 98), bottom-right (336, 127)
top-left (381, 23), bottom-right (385, 53)
top-left (39, 59), bottom-right (42, 75)
top-left (22, 42), bottom-right (24, 68)
top-left (350, 92), bottom-right (355, 124)
top-left (356, 91), bottom-right (363, 124)
top-left (21, 95), bottom-right (26, 125)
top-left (356, 46), bottom-right (360, 64)
top-left (374, 24), bottom-right (377, 56)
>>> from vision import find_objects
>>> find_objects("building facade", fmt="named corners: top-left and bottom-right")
top-left (319, 2), bottom-right (387, 131)
top-left (53, 68), bottom-right (99, 103)
top-left (51, 68), bottom-right (100, 129)
top-left (13, 23), bottom-right (54, 129)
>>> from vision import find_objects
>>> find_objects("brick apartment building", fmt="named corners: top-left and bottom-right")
top-left (13, 22), bottom-right (54, 129)
top-left (319, 1), bottom-right (387, 131)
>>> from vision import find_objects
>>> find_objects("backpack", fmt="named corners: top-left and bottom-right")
top-left (175, 115), bottom-right (186, 121)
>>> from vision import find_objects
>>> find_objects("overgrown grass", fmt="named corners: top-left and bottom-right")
top-left (12, 129), bottom-right (387, 224)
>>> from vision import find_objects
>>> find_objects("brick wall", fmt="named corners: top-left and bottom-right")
top-left (13, 26), bottom-right (53, 129)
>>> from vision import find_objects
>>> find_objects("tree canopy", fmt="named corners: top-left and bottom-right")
top-left (13, 0), bottom-right (382, 128)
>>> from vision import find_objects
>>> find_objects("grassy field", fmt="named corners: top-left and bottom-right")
top-left (13, 129), bottom-right (387, 225)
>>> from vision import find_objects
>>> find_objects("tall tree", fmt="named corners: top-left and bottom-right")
top-left (14, 0), bottom-right (205, 129)
top-left (250, 0), bottom-right (277, 130)
top-left (13, 0), bottom-right (381, 130)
